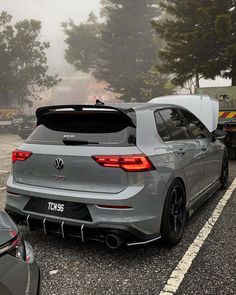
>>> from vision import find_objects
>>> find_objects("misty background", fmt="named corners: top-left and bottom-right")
top-left (0, 0), bottom-right (100, 72)
top-left (0, 0), bottom-right (232, 111)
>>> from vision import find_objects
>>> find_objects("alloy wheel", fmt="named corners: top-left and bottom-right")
top-left (169, 187), bottom-right (184, 235)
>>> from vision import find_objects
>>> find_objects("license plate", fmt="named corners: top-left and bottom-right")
top-left (47, 201), bottom-right (64, 213)
top-left (24, 197), bottom-right (92, 221)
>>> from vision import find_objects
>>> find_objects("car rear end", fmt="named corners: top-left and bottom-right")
top-left (5, 104), bottom-right (166, 247)
top-left (0, 211), bottom-right (40, 295)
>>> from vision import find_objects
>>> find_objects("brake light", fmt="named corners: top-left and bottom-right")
top-left (92, 154), bottom-right (154, 172)
top-left (12, 149), bottom-right (32, 163)
top-left (0, 230), bottom-right (26, 261)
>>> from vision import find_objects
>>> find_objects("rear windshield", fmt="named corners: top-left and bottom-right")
top-left (26, 110), bottom-right (136, 146)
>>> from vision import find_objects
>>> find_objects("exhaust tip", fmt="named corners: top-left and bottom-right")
top-left (105, 233), bottom-right (123, 250)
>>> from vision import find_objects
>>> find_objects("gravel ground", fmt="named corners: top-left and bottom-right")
top-left (0, 134), bottom-right (235, 295)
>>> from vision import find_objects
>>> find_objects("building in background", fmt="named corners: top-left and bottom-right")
top-left (31, 70), bottom-right (118, 113)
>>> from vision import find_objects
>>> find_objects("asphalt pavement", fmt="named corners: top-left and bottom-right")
top-left (0, 134), bottom-right (235, 295)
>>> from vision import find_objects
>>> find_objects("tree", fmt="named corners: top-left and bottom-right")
top-left (140, 65), bottom-right (175, 98)
top-left (96, 0), bottom-right (171, 101)
top-left (63, 12), bottom-right (103, 73)
top-left (63, 2), bottom-right (173, 102)
top-left (152, 0), bottom-right (236, 87)
top-left (0, 11), bottom-right (60, 107)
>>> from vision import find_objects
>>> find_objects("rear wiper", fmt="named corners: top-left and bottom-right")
top-left (62, 139), bottom-right (99, 145)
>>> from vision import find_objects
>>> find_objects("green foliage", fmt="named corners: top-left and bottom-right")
top-left (153, 0), bottom-right (236, 87)
top-left (0, 11), bottom-right (60, 107)
top-left (63, 12), bottom-right (103, 73)
top-left (63, 3), bottom-right (173, 102)
top-left (95, 0), bottom-right (168, 102)
top-left (141, 65), bottom-right (175, 99)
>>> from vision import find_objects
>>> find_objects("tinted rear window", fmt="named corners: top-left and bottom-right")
top-left (154, 111), bottom-right (171, 141)
top-left (26, 111), bottom-right (136, 146)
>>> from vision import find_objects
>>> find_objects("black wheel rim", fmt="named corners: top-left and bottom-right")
top-left (222, 159), bottom-right (229, 185)
top-left (170, 187), bottom-right (184, 235)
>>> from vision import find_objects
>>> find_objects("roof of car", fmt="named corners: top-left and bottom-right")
top-left (36, 103), bottom-right (184, 122)
top-left (36, 102), bottom-right (182, 116)
top-left (35, 103), bottom-right (186, 128)
top-left (107, 102), bottom-right (180, 111)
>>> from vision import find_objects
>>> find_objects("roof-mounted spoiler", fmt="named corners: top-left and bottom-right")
top-left (36, 104), bottom-right (136, 127)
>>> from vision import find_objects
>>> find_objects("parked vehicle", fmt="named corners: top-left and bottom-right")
top-left (195, 86), bottom-right (236, 159)
top-left (0, 211), bottom-right (40, 295)
top-left (5, 103), bottom-right (228, 248)
top-left (11, 117), bottom-right (24, 134)
top-left (0, 107), bottom-right (21, 134)
top-left (18, 115), bottom-right (36, 140)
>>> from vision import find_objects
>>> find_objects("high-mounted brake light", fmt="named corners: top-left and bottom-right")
top-left (12, 149), bottom-right (32, 163)
top-left (92, 154), bottom-right (154, 172)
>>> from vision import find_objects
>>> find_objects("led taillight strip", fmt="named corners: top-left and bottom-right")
top-left (92, 154), bottom-right (154, 172)
top-left (12, 149), bottom-right (32, 163)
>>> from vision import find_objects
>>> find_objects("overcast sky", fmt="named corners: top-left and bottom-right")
top-left (0, 0), bottom-right (101, 70)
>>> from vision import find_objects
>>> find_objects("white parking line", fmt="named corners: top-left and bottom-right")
top-left (159, 178), bottom-right (236, 295)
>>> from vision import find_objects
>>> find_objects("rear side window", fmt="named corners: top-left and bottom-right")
top-left (180, 109), bottom-right (211, 139)
top-left (159, 108), bottom-right (191, 140)
top-left (26, 111), bottom-right (136, 146)
top-left (154, 111), bottom-right (171, 141)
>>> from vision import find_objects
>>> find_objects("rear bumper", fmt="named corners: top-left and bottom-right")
top-left (5, 205), bottom-right (161, 245)
top-left (6, 175), bottom-right (166, 245)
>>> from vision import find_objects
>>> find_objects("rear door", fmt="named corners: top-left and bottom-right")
top-left (155, 108), bottom-right (204, 201)
top-left (13, 107), bottom-right (139, 194)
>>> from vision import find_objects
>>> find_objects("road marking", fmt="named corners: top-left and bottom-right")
top-left (0, 187), bottom-right (6, 191)
top-left (159, 178), bottom-right (236, 295)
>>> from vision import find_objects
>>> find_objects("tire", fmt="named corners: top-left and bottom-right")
top-left (220, 153), bottom-right (229, 190)
top-left (161, 180), bottom-right (186, 246)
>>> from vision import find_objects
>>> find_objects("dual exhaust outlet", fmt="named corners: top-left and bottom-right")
top-left (104, 232), bottom-right (123, 250)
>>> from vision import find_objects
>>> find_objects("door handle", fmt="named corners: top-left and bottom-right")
top-left (201, 145), bottom-right (208, 151)
top-left (176, 149), bottom-right (185, 156)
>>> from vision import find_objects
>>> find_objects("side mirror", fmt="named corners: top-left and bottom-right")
top-left (212, 129), bottom-right (227, 141)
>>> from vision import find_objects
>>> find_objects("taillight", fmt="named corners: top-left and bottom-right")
top-left (92, 154), bottom-right (154, 172)
top-left (0, 230), bottom-right (26, 261)
top-left (12, 149), bottom-right (32, 163)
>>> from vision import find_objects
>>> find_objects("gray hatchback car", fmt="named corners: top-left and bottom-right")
top-left (5, 103), bottom-right (228, 248)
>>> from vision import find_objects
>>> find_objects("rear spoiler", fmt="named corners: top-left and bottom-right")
top-left (36, 105), bottom-right (136, 127)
